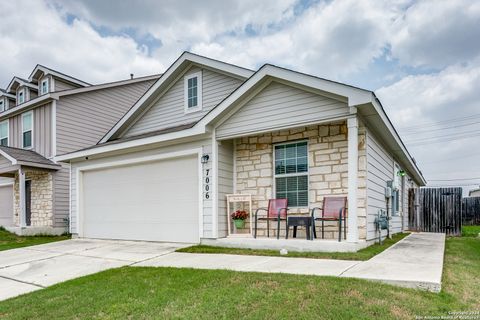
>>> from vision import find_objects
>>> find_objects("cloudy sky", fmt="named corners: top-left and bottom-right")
top-left (1, 0), bottom-right (479, 193)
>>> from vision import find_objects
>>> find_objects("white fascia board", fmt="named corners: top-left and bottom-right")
top-left (99, 52), bottom-right (254, 144)
top-left (55, 125), bottom-right (207, 162)
top-left (370, 98), bottom-right (426, 185)
top-left (0, 92), bottom-right (15, 99)
top-left (51, 75), bottom-right (160, 97)
top-left (7, 77), bottom-right (37, 92)
top-left (0, 149), bottom-right (16, 164)
top-left (0, 95), bottom-right (54, 121)
top-left (29, 65), bottom-right (91, 87)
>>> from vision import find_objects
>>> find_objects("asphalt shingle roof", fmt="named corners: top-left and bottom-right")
top-left (0, 146), bottom-right (59, 167)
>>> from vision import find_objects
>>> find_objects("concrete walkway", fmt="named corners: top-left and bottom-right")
top-left (0, 239), bottom-right (189, 301)
top-left (136, 232), bottom-right (446, 292)
top-left (341, 232), bottom-right (445, 292)
top-left (0, 232), bottom-right (445, 301)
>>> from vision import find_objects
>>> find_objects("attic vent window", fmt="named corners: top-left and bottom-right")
top-left (184, 71), bottom-right (202, 113)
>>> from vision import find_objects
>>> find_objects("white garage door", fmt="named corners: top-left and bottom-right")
top-left (81, 155), bottom-right (199, 243)
top-left (0, 184), bottom-right (13, 227)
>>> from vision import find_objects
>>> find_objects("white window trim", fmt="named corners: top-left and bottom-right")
top-left (17, 89), bottom-right (25, 105)
top-left (0, 99), bottom-right (4, 112)
top-left (273, 140), bottom-right (309, 209)
top-left (0, 120), bottom-right (8, 146)
top-left (22, 111), bottom-right (34, 149)
top-left (393, 162), bottom-right (402, 216)
top-left (40, 78), bottom-right (49, 95)
top-left (184, 71), bottom-right (203, 114)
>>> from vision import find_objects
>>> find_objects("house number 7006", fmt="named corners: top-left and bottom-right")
top-left (204, 169), bottom-right (211, 199)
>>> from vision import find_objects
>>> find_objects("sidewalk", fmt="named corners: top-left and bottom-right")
top-left (135, 232), bottom-right (445, 292)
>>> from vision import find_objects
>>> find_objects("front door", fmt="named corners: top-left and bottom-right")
top-left (25, 180), bottom-right (31, 226)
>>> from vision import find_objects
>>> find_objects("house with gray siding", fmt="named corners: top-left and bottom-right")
top-left (57, 52), bottom-right (425, 249)
top-left (0, 66), bottom-right (159, 235)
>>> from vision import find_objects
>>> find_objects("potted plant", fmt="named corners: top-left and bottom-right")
top-left (231, 210), bottom-right (248, 229)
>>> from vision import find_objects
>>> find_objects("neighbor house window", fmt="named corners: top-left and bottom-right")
top-left (40, 78), bottom-right (49, 94)
top-left (17, 89), bottom-right (25, 104)
top-left (0, 100), bottom-right (4, 112)
top-left (274, 141), bottom-right (308, 207)
top-left (184, 72), bottom-right (202, 113)
top-left (0, 121), bottom-right (8, 146)
top-left (22, 112), bottom-right (33, 149)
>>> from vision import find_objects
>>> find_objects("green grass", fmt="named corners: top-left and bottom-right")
top-left (177, 232), bottom-right (409, 261)
top-left (0, 227), bottom-right (70, 251)
top-left (0, 235), bottom-right (478, 319)
top-left (462, 225), bottom-right (480, 237)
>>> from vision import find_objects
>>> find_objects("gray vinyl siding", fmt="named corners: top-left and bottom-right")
top-left (69, 138), bottom-right (213, 237)
top-left (54, 78), bottom-right (78, 92)
top-left (217, 140), bottom-right (234, 238)
top-left (0, 156), bottom-right (12, 170)
top-left (56, 80), bottom-right (155, 155)
top-left (53, 163), bottom-right (70, 228)
top-left (123, 67), bottom-right (243, 138)
top-left (366, 130), bottom-right (403, 240)
top-left (8, 103), bottom-right (53, 158)
top-left (216, 81), bottom-right (349, 139)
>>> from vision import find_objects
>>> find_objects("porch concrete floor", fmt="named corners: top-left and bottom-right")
top-left (137, 232), bottom-right (445, 292)
top-left (201, 237), bottom-right (369, 252)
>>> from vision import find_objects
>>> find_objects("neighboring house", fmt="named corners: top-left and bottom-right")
top-left (469, 188), bottom-right (480, 197)
top-left (0, 65), bottom-right (159, 235)
top-left (57, 52), bottom-right (426, 245)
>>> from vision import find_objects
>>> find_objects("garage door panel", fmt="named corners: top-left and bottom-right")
top-left (82, 155), bottom-right (199, 243)
top-left (0, 184), bottom-right (13, 227)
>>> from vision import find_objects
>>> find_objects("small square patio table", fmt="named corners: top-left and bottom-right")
top-left (286, 215), bottom-right (312, 240)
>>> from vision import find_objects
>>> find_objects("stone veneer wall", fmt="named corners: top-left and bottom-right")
top-left (235, 121), bottom-right (367, 239)
top-left (13, 170), bottom-right (54, 227)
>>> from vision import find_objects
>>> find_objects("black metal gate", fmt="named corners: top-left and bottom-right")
top-left (408, 187), bottom-right (462, 236)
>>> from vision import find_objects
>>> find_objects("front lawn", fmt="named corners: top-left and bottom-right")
top-left (1, 235), bottom-right (478, 319)
top-left (462, 225), bottom-right (480, 237)
top-left (0, 227), bottom-right (70, 252)
top-left (177, 232), bottom-right (409, 261)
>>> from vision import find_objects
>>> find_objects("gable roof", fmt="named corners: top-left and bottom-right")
top-left (29, 64), bottom-right (91, 87)
top-left (0, 88), bottom-right (15, 99)
top-left (99, 51), bottom-right (254, 143)
top-left (6, 77), bottom-right (37, 93)
top-left (56, 52), bottom-right (426, 185)
top-left (0, 75), bottom-right (159, 121)
top-left (0, 146), bottom-right (60, 170)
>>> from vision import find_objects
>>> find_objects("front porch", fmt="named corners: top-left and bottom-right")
top-left (217, 119), bottom-right (368, 247)
top-left (0, 146), bottom-right (61, 235)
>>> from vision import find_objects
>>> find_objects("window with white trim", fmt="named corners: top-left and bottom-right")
top-left (22, 112), bottom-right (33, 149)
top-left (0, 120), bottom-right (8, 146)
top-left (0, 99), bottom-right (4, 112)
top-left (40, 78), bottom-right (49, 95)
top-left (184, 72), bottom-right (202, 113)
top-left (393, 164), bottom-right (403, 215)
top-left (274, 141), bottom-right (308, 207)
top-left (17, 89), bottom-right (25, 104)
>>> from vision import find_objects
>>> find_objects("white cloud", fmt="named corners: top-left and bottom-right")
top-left (0, 0), bottom-right (164, 86)
top-left (390, 0), bottom-right (480, 69)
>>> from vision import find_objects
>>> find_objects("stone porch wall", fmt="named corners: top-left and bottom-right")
top-left (234, 121), bottom-right (367, 240)
top-left (13, 170), bottom-right (54, 227)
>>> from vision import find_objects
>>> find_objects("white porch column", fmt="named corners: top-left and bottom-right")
top-left (18, 168), bottom-right (26, 227)
top-left (347, 117), bottom-right (359, 243)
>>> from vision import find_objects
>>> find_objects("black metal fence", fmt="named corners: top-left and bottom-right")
top-left (409, 187), bottom-right (462, 236)
top-left (462, 197), bottom-right (480, 226)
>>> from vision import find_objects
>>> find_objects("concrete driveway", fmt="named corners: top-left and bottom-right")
top-left (0, 239), bottom-right (189, 301)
